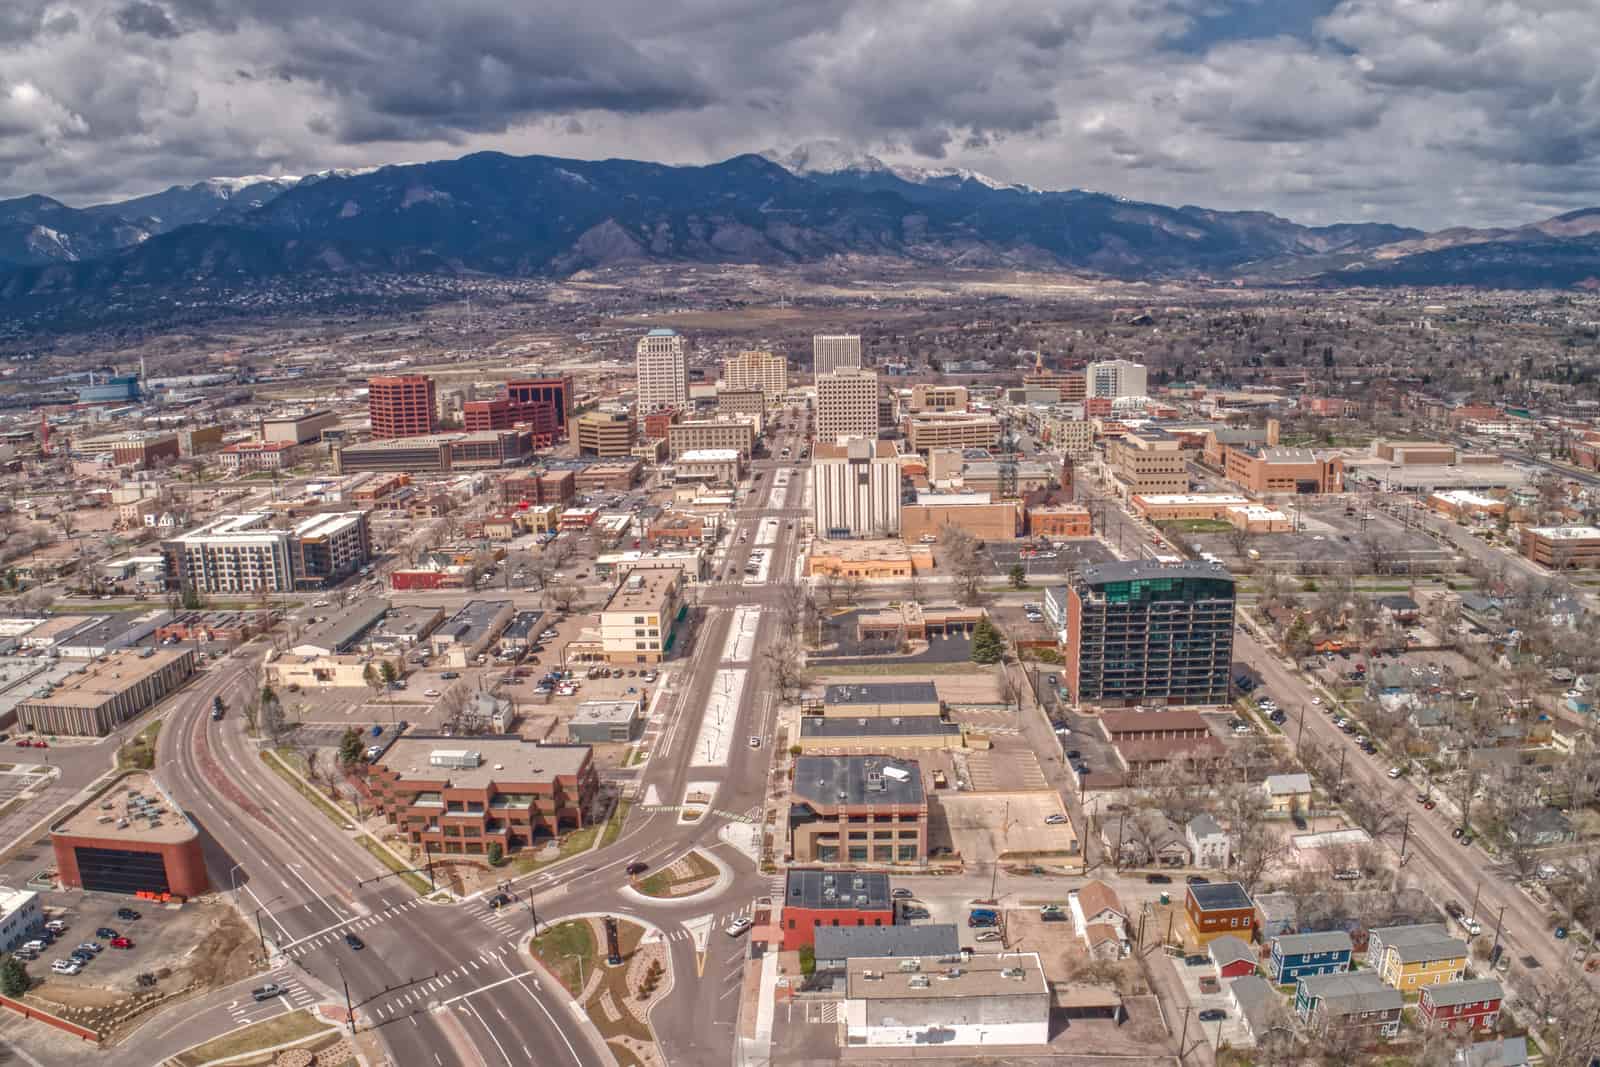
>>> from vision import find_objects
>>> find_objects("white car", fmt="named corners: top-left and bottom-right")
top-left (974, 930), bottom-right (1003, 942)
top-left (1310, 697), bottom-right (1322, 705)
top-left (749, 736), bottom-right (762, 748)
top-left (1387, 767), bottom-right (1404, 779)
top-left (1044, 814), bottom-right (1069, 826)
top-left (724, 917), bottom-right (753, 937)
top-left (423, 689), bottom-right (441, 698)
top-left (51, 960), bottom-right (81, 975)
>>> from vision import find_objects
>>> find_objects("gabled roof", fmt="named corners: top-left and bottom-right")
top-left (1229, 975), bottom-right (1275, 1032)
top-left (1273, 930), bottom-right (1352, 956)
top-left (1424, 978), bottom-right (1502, 1009)
top-left (1209, 934), bottom-right (1255, 969)
top-left (1187, 813), bottom-right (1224, 839)
top-left (1389, 935), bottom-right (1468, 965)
top-left (1298, 972), bottom-right (1403, 1016)
top-left (1077, 880), bottom-right (1126, 923)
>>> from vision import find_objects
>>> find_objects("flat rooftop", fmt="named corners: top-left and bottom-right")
top-left (1080, 560), bottom-right (1235, 585)
top-left (785, 867), bottom-right (891, 911)
top-left (677, 449), bottom-right (741, 462)
top-left (298, 600), bottom-right (388, 653)
top-left (376, 737), bottom-right (591, 787)
top-left (1527, 525), bottom-right (1600, 539)
top-left (1135, 493), bottom-right (1251, 506)
top-left (292, 512), bottom-right (365, 539)
top-left (824, 682), bottom-right (940, 706)
top-left (1188, 881), bottom-right (1254, 912)
top-left (603, 566), bottom-right (679, 613)
top-left (800, 716), bottom-right (960, 739)
top-left (569, 700), bottom-right (641, 726)
top-left (814, 924), bottom-right (959, 962)
top-left (847, 951), bottom-right (1047, 1001)
top-left (437, 600), bottom-right (511, 641)
top-left (814, 439), bottom-right (897, 460)
top-left (793, 755), bottom-right (924, 808)
top-left (22, 648), bottom-right (190, 709)
top-left (54, 772), bottom-right (198, 845)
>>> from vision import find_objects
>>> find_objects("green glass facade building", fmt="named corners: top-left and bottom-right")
top-left (1065, 561), bottom-right (1235, 706)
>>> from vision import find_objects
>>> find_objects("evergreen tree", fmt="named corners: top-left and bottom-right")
top-left (971, 617), bottom-right (1005, 665)
top-left (1008, 563), bottom-right (1027, 589)
top-left (338, 727), bottom-right (365, 766)
top-left (1, 956), bottom-right (28, 997)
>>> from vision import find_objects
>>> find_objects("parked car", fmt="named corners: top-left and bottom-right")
top-left (109, 937), bottom-right (133, 949)
top-left (974, 930), bottom-right (1003, 942)
top-left (95, 927), bottom-right (117, 940)
top-left (1044, 814), bottom-right (1069, 826)
top-left (724, 917), bottom-right (753, 938)
top-left (1387, 767), bottom-right (1404, 779)
top-left (1186, 875), bottom-right (1209, 885)
top-left (44, 920), bottom-right (68, 933)
top-left (1146, 874), bottom-right (1172, 884)
top-left (50, 960), bottom-right (81, 975)
top-left (891, 888), bottom-right (914, 899)
top-left (117, 908), bottom-right (141, 921)
top-left (1198, 1009), bottom-right (1227, 1022)
top-left (1183, 954), bottom-right (1208, 967)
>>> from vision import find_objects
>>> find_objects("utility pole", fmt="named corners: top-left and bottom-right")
top-left (338, 963), bottom-right (356, 1034)
top-left (1336, 748), bottom-right (1346, 797)
top-left (1399, 813), bottom-right (1411, 864)
top-left (254, 908), bottom-right (267, 957)
top-left (1490, 904), bottom-right (1508, 963)
top-left (1177, 1006), bottom-right (1192, 1063)
top-left (1470, 881), bottom-right (1482, 924)
top-left (1296, 704), bottom-right (1306, 758)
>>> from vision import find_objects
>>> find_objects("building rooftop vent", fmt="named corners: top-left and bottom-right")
top-left (907, 974), bottom-right (930, 988)
top-left (897, 959), bottom-right (920, 972)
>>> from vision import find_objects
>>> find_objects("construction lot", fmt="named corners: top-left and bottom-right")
top-left (1190, 499), bottom-right (1456, 573)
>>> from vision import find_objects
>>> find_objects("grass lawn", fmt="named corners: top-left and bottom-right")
top-left (531, 920), bottom-right (597, 994)
top-left (512, 823), bottom-right (600, 876)
top-left (170, 1009), bottom-right (332, 1067)
top-left (355, 835), bottom-right (430, 895)
top-left (117, 718), bottom-right (162, 770)
top-left (635, 850), bottom-right (718, 898)
top-left (600, 799), bottom-right (632, 849)
top-left (260, 750), bottom-right (354, 828)
top-left (1157, 518), bottom-right (1234, 534)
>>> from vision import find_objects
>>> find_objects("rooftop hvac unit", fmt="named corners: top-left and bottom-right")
top-left (1001, 967), bottom-right (1026, 980)
top-left (907, 975), bottom-right (930, 988)
top-left (430, 749), bottom-right (483, 769)
top-left (861, 970), bottom-right (882, 981)
top-left (882, 765), bottom-right (911, 782)
top-left (897, 959), bottom-right (920, 972)
top-left (942, 967), bottom-right (963, 979)
top-left (851, 876), bottom-right (865, 890)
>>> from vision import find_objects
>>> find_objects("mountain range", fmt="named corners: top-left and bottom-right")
top-left (2, 144), bottom-right (1599, 306)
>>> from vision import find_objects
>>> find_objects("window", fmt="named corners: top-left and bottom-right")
top-left (633, 616), bottom-right (645, 624)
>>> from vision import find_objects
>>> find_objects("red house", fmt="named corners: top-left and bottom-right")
top-left (1209, 934), bottom-right (1258, 979)
top-left (1419, 978), bottom-right (1503, 1032)
top-left (779, 869), bottom-right (894, 951)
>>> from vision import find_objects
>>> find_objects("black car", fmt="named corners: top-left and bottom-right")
top-left (95, 927), bottom-right (117, 940)
top-left (1065, 749), bottom-right (1081, 760)
top-left (1198, 1009), bottom-right (1227, 1022)
top-left (625, 861), bottom-right (649, 877)
top-left (344, 933), bottom-right (365, 951)
top-left (487, 893), bottom-right (512, 910)
top-left (1186, 875), bottom-right (1210, 885)
top-left (1183, 954), bottom-right (1208, 966)
top-left (117, 908), bottom-right (141, 921)
top-left (1146, 873), bottom-right (1172, 884)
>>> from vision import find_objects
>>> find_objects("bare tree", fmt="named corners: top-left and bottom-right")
top-left (546, 583), bottom-right (582, 613)
top-left (762, 640), bottom-right (808, 702)
top-left (1228, 821), bottom-right (1287, 894)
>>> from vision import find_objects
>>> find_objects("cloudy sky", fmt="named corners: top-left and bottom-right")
top-left (3, 0), bottom-right (1597, 228)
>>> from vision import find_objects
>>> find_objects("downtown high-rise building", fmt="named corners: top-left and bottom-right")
top-left (723, 349), bottom-right (788, 399)
top-left (1064, 560), bottom-right (1235, 707)
top-left (815, 368), bottom-right (881, 443)
top-left (813, 334), bottom-right (863, 377)
top-left (1086, 359), bottom-right (1149, 399)
top-left (636, 328), bottom-right (688, 424)
top-left (368, 375), bottom-right (438, 439)
top-left (812, 437), bottom-right (902, 538)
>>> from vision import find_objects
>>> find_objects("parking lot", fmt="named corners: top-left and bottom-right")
top-left (27, 892), bottom-right (247, 996)
top-left (1171, 953), bottom-right (1255, 1049)
top-left (1190, 500), bottom-right (1455, 573)
top-left (985, 538), bottom-right (1118, 577)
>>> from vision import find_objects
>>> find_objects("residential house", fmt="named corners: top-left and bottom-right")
top-left (1252, 893), bottom-right (1300, 941)
top-left (1507, 807), bottom-right (1576, 846)
top-left (1294, 972), bottom-right (1402, 1037)
top-left (1269, 931), bottom-right (1353, 983)
top-left (1210, 934), bottom-right (1258, 979)
top-left (1100, 812), bottom-right (1191, 868)
top-left (1419, 978), bottom-right (1503, 1033)
top-left (1457, 1037), bottom-right (1530, 1067)
top-left (1228, 975), bottom-right (1279, 1046)
top-left (1184, 882), bottom-right (1256, 946)
top-left (1377, 595), bottom-right (1421, 624)
top-left (1261, 773), bottom-right (1311, 814)
top-left (1186, 814), bottom-right (1230, 869)
top-left (1073, 880), bottom-right (1129, 960)
top-left (1369, 924), bottom-right (1468, 990)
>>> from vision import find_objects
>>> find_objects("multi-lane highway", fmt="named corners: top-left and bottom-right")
top-left (121, 406), bottom-right (816, 1066)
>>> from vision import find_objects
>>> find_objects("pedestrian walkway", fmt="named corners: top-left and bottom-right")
top-left (278, 898), bottom-right (425, 958)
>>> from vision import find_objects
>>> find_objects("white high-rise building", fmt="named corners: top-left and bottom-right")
top-left (813, 438), bottom-right (902, 538)
top-left (636, 328), bottom-right (688, 423)
top-left (814, 334), bottom-right (863, 377)
top-left (815, 369), bottom-right (881, 442)
top-left (1086, 359), bottom-right (1148, 399)
top-left (724, 349), bottom-right (788, 399)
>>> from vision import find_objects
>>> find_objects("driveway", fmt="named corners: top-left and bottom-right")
top-left (1171, 953), bottom-right (1257, 1051)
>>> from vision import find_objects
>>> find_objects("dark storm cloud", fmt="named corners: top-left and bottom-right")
top-left (114, 1), bottom-right (181, 38)
top-left (0, 0), bottom-right (1598, 229)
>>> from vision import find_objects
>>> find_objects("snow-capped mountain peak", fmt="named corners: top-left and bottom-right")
top-left (762, 140), bottom-right (1031, 192)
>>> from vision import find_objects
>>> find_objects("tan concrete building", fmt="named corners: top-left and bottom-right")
top-left (788, 755), bottom-right (927, 865)
top-left (907, 384), bottom-right (968, 413)
top-left (599, 564), bottom-right (683, 664)
top-left (723, 349), bottom-right (788, 399)
top-left (673, 449), bottom-right (744, 485)
top-left (667, 418), bottom-right (757, 460)
top-left (716, 388), bottom-right (768, 431)
top-left (813, 335), bottom-right (862, 377)
top-left (1224, 446), bottom-right (1343, 494)
top-left (16, 648), bottom-right (195, 736)
top-left (1428, 490), bottom-right (1506, 522)
top-left (816, 369), bottom-right (881, 442)
top-left (813, 438), bottom-right (902, 538)
top-left (806, 540), bottom-right (932, 578)
top-left (1374, 440), bottom-right (1457, 465)
top-left (261, 410), bottom-right (338, 445)
top-left (900, 493), bottom-right (1021, 542)
top-left (905, 413), bottom-right (1001, 453)
top-left (1043, 416), bottom-right (1094, 457)
top-left (1107, 429), bottom-right (1189, 496)
top-left (636, 328), bottom-right (688, 423)
top-left (575, 410), bottom-right (635, 457)
top-left (1521, 525), bottom-right (1600, 570)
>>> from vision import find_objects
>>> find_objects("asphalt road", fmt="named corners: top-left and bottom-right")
top-left (110, 406), bottom-right (818, 1066)
top-left (1234, 622), bottom-right (1591, 996)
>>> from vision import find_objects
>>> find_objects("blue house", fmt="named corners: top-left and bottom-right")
top-left (1269, 930), bottom-right (1353, 983)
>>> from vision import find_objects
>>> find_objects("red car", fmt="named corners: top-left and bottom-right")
top-left (12, 740), bottom-right (26, 748)
top-left (33, 741), bottom-right (47, 749)
top-left (109, 937), bottom-right (133, 949)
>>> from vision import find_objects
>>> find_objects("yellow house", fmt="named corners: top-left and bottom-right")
top-left (1376, 934), bottom-right (1467, 990)
top-left (1261, 773), bottom-right (1311, 815)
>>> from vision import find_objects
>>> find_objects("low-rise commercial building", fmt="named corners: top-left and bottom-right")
top-left (822, 683), bottom-right (941, 718)
top-left (218, 440), bottom-right (304, 472)
top-left (599, 564), bottom-right (683, 665)
top-left (52, 773), bottom-right (208, 898)
top-left (575, 410), bottom-right (635, 457)
top-left (780, 868), bottom-right (894, 950)
top-left (905, 413), bottom-right (1001, 453)
top-left (261, 409), bottom-right (338, 445)
top-left (1520, 525), bottom-right (1600, 569)
top-left (853, 603), bottom-right (984, 643)
top-left (807, 540), bottom-right (931, 579)
top-left (796, 715), bottom-right (963, 753)
top-left (844, 951), bottom-right (1049, 1048)
top-left (667, 418), bottom-right (757, 461)
top-left (368, 738), bottom-right (599, 857)
top-left (1027, 504), bottom-right (1091, 538)
top-left (788, 755), bottom-right (927, 865)
top-left (907, 384), bottom-right (969, 413)
top-left (16, 648), bottom-right (194, 736)
top-left (430, 600), bottom-right (515, 668)
top-left (900, 493), bottom-right (1021, 542)
top-left (333, 430), bottom-right (533, 475)
top-left (716, 388), bottom-right (768, 430)
top-left (1184, 881), bottom-right (1256, 946)
top-left (0, 888), bottom-right (42, 954)
top-left (566, 699), bottom-right (644, 744)
top-left (1429, 490), bottom-right (1506, 522)
top-left (673, 448), bottom-right (743, 485)
top-left (1223, 446), bottom-right (1343, 495)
